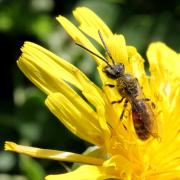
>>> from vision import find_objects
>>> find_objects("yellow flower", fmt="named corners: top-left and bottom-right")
top-left (5, 7), bottom-right (180, 180)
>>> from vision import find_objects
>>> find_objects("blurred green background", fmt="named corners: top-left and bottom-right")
top-left (0, 0), bottom-right (179, 179)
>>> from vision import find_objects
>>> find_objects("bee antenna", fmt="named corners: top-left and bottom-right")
top-left (98, 30), bottom-right (115, 65)
top-left (75, 42), bottom-right (112, 67)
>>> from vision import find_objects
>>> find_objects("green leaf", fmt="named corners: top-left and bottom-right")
top-left (19, 155), bottom-right (45, 180)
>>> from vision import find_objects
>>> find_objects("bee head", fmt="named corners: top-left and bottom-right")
top-left (75, 32), bottom-right (125, 80)
top-left (103, 63), bottom-right (125, 79)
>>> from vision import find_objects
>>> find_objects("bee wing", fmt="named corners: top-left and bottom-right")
top-left (145, 103), bottom-right (159, 139)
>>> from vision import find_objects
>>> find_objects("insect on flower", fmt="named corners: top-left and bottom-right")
top-left (76, 30), bottom-right (158, 140)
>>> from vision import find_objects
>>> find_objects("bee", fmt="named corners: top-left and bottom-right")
top-left (75, 30), bottom-right (158, 140)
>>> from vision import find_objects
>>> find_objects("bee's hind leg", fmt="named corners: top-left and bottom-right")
top-left (142, 98), bottom-right (156, 108)
top-left (111, 97), bottom-right (124, 104)
top-left (120, 99), bottom-right (128, 120)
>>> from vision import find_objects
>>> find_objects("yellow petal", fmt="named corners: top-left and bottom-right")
top-left (147, 42), bottom-right (180, 135)
top-left (45, 165), bottom-right (110, 180)
top-left (148, 171), bottom-right (180, 180)
top-left (45, 93), bottom-right (104, 146)
top-left (147, 42), bottom-right (180, 97)
top-left (17, 41), bottom-right (88, 94)
top-left (73, 7), bottom-right (113, 45)
top-left (147, 42), bottom-right (180, 78)
top-left (106, 34), bottom-right (128, 65)
top-left (72, 68), bottom-right (111, 141)
top-left (56, 15), bottom-right (104, 65)
top-left (127, 46), bottom-right (152, 97)
top-left (5, 141), bottom-right (103, 165)
top-left (127, 46), bottom-right (145, 78)
top-left (103, 155), bottom-right (132, 179)
top-left (17, 42), bottom-right (110, 125)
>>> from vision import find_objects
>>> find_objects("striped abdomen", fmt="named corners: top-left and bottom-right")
top-left (131, 99), bottom-right (153, 140)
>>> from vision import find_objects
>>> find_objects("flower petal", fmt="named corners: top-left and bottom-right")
top-left (147, 42), bottom-right (180, 141)
top-left (106, 34), bottom-right (128, 65)
top-left (147, 42), bottom-right (180, 98)
top-left (73, 7), bottom-right (113, 45)
top-left (45, 165), bottom-right (110, 180)
top-left (18, 41), bottom-right (111, 143)
top-left (17, 42), bottom-right (88, 94)
top-left (103, 155), bottom-right (132, 179)
top-left (56, 15), bottom-right (104, 65)
top-left (18, 41), bottom-right (105, 95)
top-left (45, 93), bottom-right (104, 146)
top-left (147, 42), bottom-right (180, 79)
top-left (5, 141), bottom-right (103, 165)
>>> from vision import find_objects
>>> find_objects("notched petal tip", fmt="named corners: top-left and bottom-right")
top-left (19, 41), bottom-right (42, 62)
top-left (4, 141), bottom-right (17, 151)
top-left (20, 41), bottom-right (35, 50)
top-left (73, 6), bottom-right (112, 40)
top-left (17, 41), bottom-right (31, 61)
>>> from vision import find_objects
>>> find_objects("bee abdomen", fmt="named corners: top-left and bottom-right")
top-left (132, 111), bottom-right (150, 140)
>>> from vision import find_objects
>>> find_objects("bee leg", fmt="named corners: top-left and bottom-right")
top-left (151, 102), bottom-right (156, 109)
top-left (142, 98), bottom-right (156, 108)
top-left (120, 99), bottom-right (128, 120)
top-left (111, 97), bottom-right (124, 104)
top-left (107, 122), bottom-right (112, 129)
top-left (123, 123), bottom-right (127, 130)
top-left (105, 83), bottom-right (116, 88)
